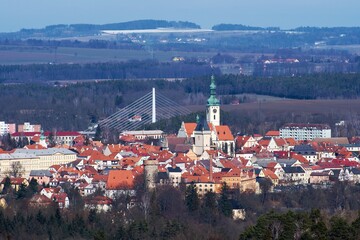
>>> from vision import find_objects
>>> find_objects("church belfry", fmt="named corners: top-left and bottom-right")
top-left (206, 75), bottom-right (220, 127)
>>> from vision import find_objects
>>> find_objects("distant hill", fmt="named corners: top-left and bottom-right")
top-left (2, 20), bottom-right (201, 38)
top-left (212, 24), bottom-right (280, 31)
top-left (44, 20), bottom-right (201, 32)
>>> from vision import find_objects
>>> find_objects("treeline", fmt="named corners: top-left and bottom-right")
top-left (0, 178), bottom-right (242, 239)
top-left (212, 23), bottom-right (280, 31)
top-left (3, 69), bottom-right (360, 99)
top-left (0, 60), bottom-right (216, 83)
top-left (3, 178), bottom-right (360, 239)
top-left (241, 209), bottom-right (360, 240)
top-left (211, 25), bottom-right (360, 46)
top-left (183, 73), bottom-right (360, 99)
top-left (0, 38), bottom-right (141, 49)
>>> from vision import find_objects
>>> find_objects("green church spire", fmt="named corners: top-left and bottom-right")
top-left (40, 129), bottom-right (45, 141)
top-left (207, 75), bottom-right (220, 106)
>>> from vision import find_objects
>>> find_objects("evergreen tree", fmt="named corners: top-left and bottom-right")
top-left (200, 191), bottom-right (217, 224)
top-left (185, 183), bottom-right (199, 213)
top-left (88, 209), bottom-right (97, 224)
top-left (55, 207), bottom-right (62, 225)
top-left (218, 182), bottom-right (232, 217)
top-left (309, 209), bottom-right (328, 240)
top-left (48, 132), bottom-right (56, 147)
top-left (258, 177), bottom-right (273, 205)
top-left (1, 177), bottom-right (11, 194)
top-left (27, 178), bottom-right (38, 196)
top-left (329, 216), bottom-right (352, 240)
top-left (94, 125), bottom-right (102, 141)
top-left (16, 183), bottom-right (27, 199)
top-left (351, 211), bottom-right (360, 237)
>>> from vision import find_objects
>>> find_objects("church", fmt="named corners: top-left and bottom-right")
top-left (177, 75), bottom-right (235, 157)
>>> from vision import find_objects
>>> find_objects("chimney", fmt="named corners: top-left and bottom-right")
top-left (172, 157), bottom-right (176, 168)
top-left (209, 154), bottom-right (213, 182)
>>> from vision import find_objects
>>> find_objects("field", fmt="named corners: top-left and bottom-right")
top-left (0, 45), bottom-right (218, 65)
top-left (0, 46), bottom-right (153, 64)
top-left (0, 43), bottom-right (268, 65)
top-left (189, 98), bottom-right (360, 116)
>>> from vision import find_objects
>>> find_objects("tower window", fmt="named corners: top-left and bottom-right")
top-left (214, 115), bottom-right (216, 120)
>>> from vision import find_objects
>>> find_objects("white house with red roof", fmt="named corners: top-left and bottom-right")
top-left (236, 135), bottom-right (257, 150)
top-left (85, 196), bottom-right (113, 212)
top-left (12, 131), bottom-right (81, 146)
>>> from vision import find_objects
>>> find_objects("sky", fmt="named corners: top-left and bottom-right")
top-left (0, 0), bottom-right (359, 32)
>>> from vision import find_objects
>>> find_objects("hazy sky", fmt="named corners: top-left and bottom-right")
top-left (0, 0), bottom-right (359, 32)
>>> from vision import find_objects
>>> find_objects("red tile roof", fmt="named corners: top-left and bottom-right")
top-left (184, 123), bottom-right (197, 137)
top-left (265, 131), bottom-right (280, 137)
top-left (24, 144), bottom-right (46, 150)
top-left (1, 177), bottom-right (26, 185)
top-left (291, 153), bottom-right (309, 164)
top-left (262, 169), bottom-right (279, 180)
top-left (92, 175), bottom-right (108, 183)
top-left (215, 125), bottom-right (234, 141)
top-left (258, 139), bottom-right (270, 147)
top-left (106, 144), bottom-right (127, 154)
top-left (181, 173), bottom-right (212, 183)
top-left (285, 138), bottom-right (298, 146)
top-left (12, 131), bottom-right (80, 137)
top-left (274, 138), bottom-right (287, 147)
top-left (107, 170), bottom-right (135, 189)
top-left (85, 195), bottom-right (113, 205)
top-left (236, 136), bottom-right (251, 148)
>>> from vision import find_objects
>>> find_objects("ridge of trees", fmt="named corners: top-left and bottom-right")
top-left (212, 24), bottom-right (280, 31)
top-left (2, 68), bottom-right (360, 99)
top-left (0, 60), bottom-right (216, 83)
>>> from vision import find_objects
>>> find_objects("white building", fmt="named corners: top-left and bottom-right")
top-left (120, 130), bottom-right (164, 140)
top-left (0, 121), bottom-right (16, 135)
top-left (18, 122), bottom-right (41, 132)
top-left (0, 148), bottom-right (77, 178)
top-left (279, 123), bottom-right (331, 140)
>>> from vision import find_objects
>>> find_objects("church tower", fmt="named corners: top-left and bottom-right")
top-left (39, 129), bottom-right (47, 148)
top-left (206, 75), bottom-right (220, 127)
top-left (193, 116), bottom-right (212, 156)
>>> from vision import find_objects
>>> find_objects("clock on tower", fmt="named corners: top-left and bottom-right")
top-left (206, 75), bottom-right (220, 127)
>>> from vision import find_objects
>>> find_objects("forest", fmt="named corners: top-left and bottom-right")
top-left (2, 176), bottom-right (360, 239)
top-left (1, 73), bottom-right (360, 132)
top-left (0, 60), bottom-right (216, 83)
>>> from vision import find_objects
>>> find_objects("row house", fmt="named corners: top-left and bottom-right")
top-left (282, 166), bottom-right (307, 185)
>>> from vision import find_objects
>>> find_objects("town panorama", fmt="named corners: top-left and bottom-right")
top-left (1, 20), bottom-right (360, 239)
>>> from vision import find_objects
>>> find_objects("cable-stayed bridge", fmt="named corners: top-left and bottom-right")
top-left (97, 88), bottom-right (190, 132)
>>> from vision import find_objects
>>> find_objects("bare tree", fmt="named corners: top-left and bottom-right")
top-left (6, 161), bottom-right (25, 178)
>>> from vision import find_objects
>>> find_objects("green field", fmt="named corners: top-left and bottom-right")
top-left (0, 45), bottom-right (219, 65)
top-left (0, 43), bottom-right (271, 65)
